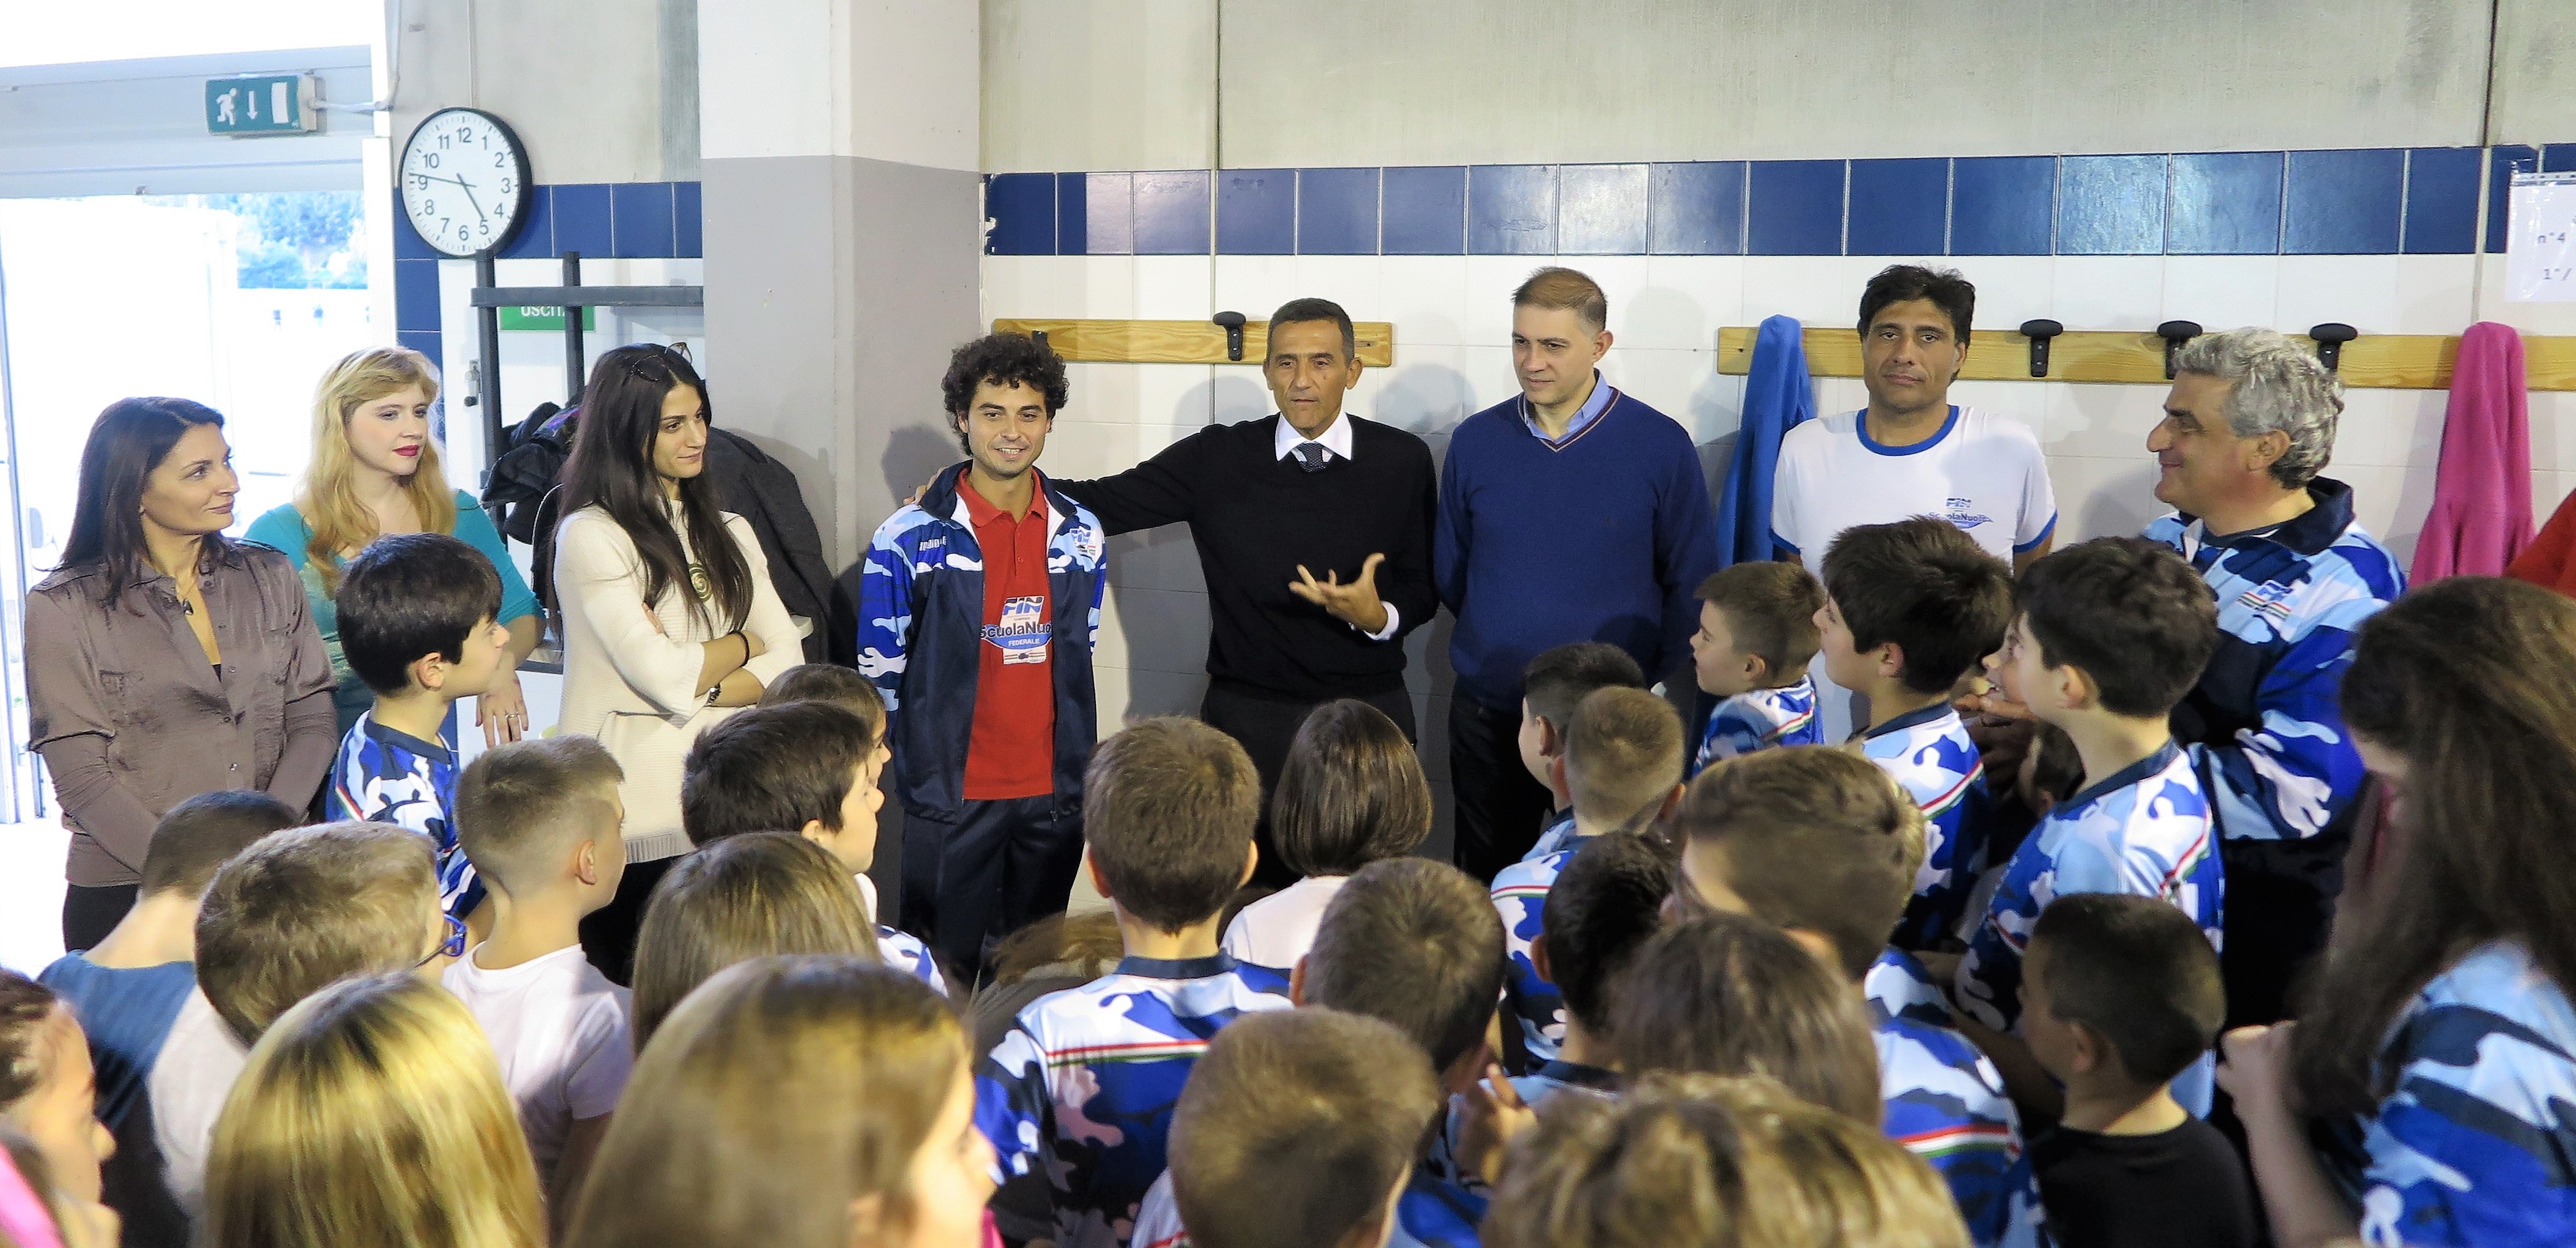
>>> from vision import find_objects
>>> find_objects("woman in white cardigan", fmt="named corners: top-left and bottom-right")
top-left (553, 343), bottom-right (798, 980)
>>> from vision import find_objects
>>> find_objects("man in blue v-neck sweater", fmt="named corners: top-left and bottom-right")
top-left (1436, 267), bottom-right (1721, 882)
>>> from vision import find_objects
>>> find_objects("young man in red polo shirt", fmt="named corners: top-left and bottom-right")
top-left (858, 334), bottom-right (1109, 979)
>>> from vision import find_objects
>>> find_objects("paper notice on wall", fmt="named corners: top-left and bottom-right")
top-left (2509, 172), bottom-right (2576, 302)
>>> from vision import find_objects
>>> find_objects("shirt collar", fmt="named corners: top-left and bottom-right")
top-left (957, 469), bottom-right (1049, 526)
top-left (2191, 478), bottom-right (2357, 558)
top-left (1533, 1059), bottom-right (1621, 1091)
top-left (1859, 701), bottom-right (1958, 743)
top-left (1113, 952), bottom-right (1239, 981)
top-left (1275, 411), bottom-right (1355, 462)
top-left (2061, 741), bottom-right (2183, 812)
top-left (1521, 372), bottom-right (1617, 447)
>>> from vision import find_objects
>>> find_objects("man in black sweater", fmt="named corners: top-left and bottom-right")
top-left (1054, 297), bottom-right (1437, 889)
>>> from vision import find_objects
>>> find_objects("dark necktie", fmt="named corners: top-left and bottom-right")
top-left (1294, 443), bottom-right (1330, 473)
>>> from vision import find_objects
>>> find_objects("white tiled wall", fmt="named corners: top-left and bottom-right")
top-left (988, 251), bottom-right (2576, 761)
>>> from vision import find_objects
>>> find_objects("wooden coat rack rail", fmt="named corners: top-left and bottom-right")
top-left (992, 319), bottom-right (1396, 368)
top-left (1716, 326), bottom-right (2576, 390)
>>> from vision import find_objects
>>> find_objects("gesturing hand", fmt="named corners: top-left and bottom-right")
top-left (1289, 553), bottom-right (1390, 635)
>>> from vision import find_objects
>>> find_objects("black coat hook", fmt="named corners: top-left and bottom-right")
top-left (1213, 311), bottom-right (1247, 362)
top-left (2156, 321), bottom-right (2202, 381)
top-left (2309, 323), bottom-right (2358, 373)
top-left (2019, 319), bottom-right (2063, 378)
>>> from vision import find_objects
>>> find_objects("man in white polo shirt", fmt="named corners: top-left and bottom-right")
top-left (1771, 264), bottom-right (2055, 738)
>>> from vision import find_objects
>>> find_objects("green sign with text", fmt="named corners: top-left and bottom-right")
top-left (498, 306), bottom-right (597, 332)
top-left (206, 75), bottom-right (320, 135)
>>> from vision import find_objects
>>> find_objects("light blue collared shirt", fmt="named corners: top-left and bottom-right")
top-left (1521, 371), bottom-right (1616, 447)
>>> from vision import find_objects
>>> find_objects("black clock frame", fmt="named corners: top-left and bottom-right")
top-left (400, 106), bottom-right (532, 259)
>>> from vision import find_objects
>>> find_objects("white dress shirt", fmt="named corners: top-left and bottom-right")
top-left (1273, 413), bottom-right (1400, 641)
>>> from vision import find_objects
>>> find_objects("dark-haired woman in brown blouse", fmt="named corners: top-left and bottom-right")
top-left (26, 398), bottom-right (335, 949)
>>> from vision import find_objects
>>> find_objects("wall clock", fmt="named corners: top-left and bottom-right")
top-left (399, 107), bottom-right (530, 258)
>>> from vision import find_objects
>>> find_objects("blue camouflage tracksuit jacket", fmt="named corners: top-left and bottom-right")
top-left (857, 463), bottom-right (1107, 820)
top-left (2145, 477), bottom-right (2402, 848)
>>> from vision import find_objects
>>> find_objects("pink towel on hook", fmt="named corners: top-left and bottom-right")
top-left (2410, 321), bottom-right (2531, 583)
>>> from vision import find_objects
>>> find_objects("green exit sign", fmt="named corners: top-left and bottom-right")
top-left (206, 75), bottom-right (321, 136)
top-left (498, 306), bottom-right (597, 332)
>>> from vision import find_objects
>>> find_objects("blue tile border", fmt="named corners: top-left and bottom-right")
top-left (1383, 166), bottom-right (1467, 255)
top-left (1647, 162), bottom-right (1745, 255)
top-left (2166, 151), bottom-right (2282, 255)
top-left (1469, 165), bottom-right (1559, 255)
top-left (1748, 159), bottom-right (1845, 256)
top-left (972, 143), bottom-right (2575, 258)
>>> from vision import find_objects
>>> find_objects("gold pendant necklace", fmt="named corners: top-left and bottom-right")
top-left (687, 562), bottom-right (713, 601)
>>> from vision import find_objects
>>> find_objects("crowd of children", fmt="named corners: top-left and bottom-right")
top-left (7, 504), bottom-right (2576, 1248)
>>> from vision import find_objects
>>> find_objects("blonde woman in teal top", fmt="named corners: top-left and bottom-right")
top-left (245, 348), bottom-right (541, 744)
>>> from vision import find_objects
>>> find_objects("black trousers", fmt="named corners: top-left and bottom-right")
top-left (900, 794), bottom-right (1085, 985)
top-left (579, 856), bottom-right (678, 988)
top-left (1448, 695), bottom-right (1557, 886)
top-left (62, 883), bottom-right (140, 952)
top-left (2219, 832), bottom-right (2348, 1028)
top-left (1201, 681), bottom-right (1416, 890)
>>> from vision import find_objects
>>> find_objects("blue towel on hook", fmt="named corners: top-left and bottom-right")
top-left (1715, 315), bottom-right (1814, 566)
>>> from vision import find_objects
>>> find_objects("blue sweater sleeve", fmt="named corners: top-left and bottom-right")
top-left (1652, 435), bottom-right (1723, 678)
top-left (451, 494), bottom-right (540, 626)
top-left (1434, 432), bottom-right (1470, 615)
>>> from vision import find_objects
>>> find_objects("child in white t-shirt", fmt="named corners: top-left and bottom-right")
top-left (1220, 700), bottom-right (1434, 970)
top-left (444, 736), bottom-right (635, 1232)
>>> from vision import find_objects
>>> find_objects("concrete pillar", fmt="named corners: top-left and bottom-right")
top-left (696, 0), bottom-right (983, 571)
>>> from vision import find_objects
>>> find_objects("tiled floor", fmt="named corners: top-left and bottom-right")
top-left (1, 816), bottom-right (70, 976)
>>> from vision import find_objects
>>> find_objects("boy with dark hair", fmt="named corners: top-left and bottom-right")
top-left (1673, 747), bottom-right (2046, 1248)
top-left (1156, 1009), bottom-right (1442, 1248)
top-left (757, 660), bottom-right (885, 733)
top-left (1494, 687), bottom-right (1683, 1068)
top-left (445, 736), bottom-right (631, 1226)
top-left (40, 790), bottom-right (299, 1245)
top-left (152, 821), bottom-right (449, 1215)
top-left (977, 717), bottom-right (1289, 1248)
top-left (1298, 858), bottom-right (1509, 1248)
top-left (1513, 641), bottom-right (1649, 861)
top-left (677, 701), bottom-right (941, 992)
top-left (2022, 894), bottom-right (2254, 1248)
top-left (1523, 831), bottom-right (1669, 1102)
top-left (862, 332), bottom-right (1104, 979)
top-left (1818, 516), bottom-right (2014, 947)
top-left (329, 531), bottom-right (513, 925)
top-left (1957, 537), bottom-right (2223, 1115)
top-left (1688, 561), bottom-right (1825, 773)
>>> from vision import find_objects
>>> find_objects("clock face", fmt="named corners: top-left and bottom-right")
top-left (400, 108), bottom-right (529, 258)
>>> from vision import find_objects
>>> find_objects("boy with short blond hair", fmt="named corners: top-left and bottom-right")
top-left (329, 531), bottom-right (515, 925)
top-left (1300, 858), bottom-right (1508, 1248)
top-left (1494, 686), bottom-right (1682, 1067)
top-left (1158, 1009), bottom-right (1441, 1248)
top-left (1817, 517), bottom-right (2014, 947)
top-left (445, 735), bottom-right (632, 1227)
top-left (1673, 747), bottom-right (2046, 1248)
top-left (152, 821), bottom-right (448, 1215)
top-left (1958, 537), bottom-right (2222, 1115)
top-left (1510, 643), bottom-right (1647, 862)
top-left (1688, 561), bottom-right (1825, 773)
top-left (977, 717), bottom-right (1290, 1248)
